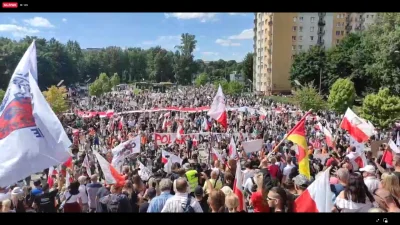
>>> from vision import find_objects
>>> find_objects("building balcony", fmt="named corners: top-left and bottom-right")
top-left (318, 19), bottom-right (325, 26)
top-left (268, 31), bottom-right (272, 36)
top-left (346, 25), bottom-right (352, 31)
top-left (268, 21), bottom-right (273, 26)
top-left (268, 40), bottom-right (272, 46)
top-left (318, 13), bottom-right (326, 17)
top-left (346, 17), bottom-right (352, 22)
top-left (317, 39), bottom-right (325, 45)
top-left (318, 30), bottom-right (325, 35)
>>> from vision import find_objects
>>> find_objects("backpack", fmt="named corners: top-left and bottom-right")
top-left (107, 194), bottom-right (120, 213)
top-left (182, 196), bottom-right (195, 213)
top-left (260, 168), bottom-right (274, 192)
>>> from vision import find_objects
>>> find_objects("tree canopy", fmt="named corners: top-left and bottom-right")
top-left (0, 34), bottom-right (248, 90)
top-left (328, 78), bottom-right (356, 114)
top-left (42, 85), bottom-right (68, 114)
top-left (290, 13), bottom-right (400, 97)
top-left (0, 89), bottom-right (5, 102)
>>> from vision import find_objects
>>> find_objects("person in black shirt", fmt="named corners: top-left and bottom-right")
top-left (33, 184), bottom-right (58, 213)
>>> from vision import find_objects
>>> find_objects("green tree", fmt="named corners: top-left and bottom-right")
top-left (89, 79), bottom-right (103, 97)
top-left (110, 73), bottom-right (120, 87)
top-left (195, 73), bottom-right (208, 87)
top-left (42, 86), bottom-right (69, 114)
top-left (228, 81), bottom-right (244, 95)
top-left (242, 53), bottom-right (254, 81)
top-left (361, 88), bottom-right (400, 128)
top-left (174, 33), bottom-right (197, 84)
top-left (293, 84), bottom-right (326, 111)
top-left (0, 89), bottom-right (5, 102)
top-left (328, 78), bottom-right (356, 114)
top-left (290, 46), bottom-right (328, 93)
top-left (213, 80), bottom-right (229, 93)
top-left (98, 73), bottom-right (112, 93)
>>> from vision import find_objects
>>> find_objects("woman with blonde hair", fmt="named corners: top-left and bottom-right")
top-left (1, 199), bottom-right (14, 213)
top-left (225, 194), bottom-right (239, 213)
top-left (380, 172), bottom-right (400, 200)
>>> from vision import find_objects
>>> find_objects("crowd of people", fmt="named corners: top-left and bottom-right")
top-left (0, 84), bottom-right (400, 213)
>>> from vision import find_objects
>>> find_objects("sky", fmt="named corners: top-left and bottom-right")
top-left (0, 13), bottom-right (254, 62)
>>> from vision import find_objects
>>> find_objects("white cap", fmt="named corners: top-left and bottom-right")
top-left (359, 165), bottom-right (375, 173)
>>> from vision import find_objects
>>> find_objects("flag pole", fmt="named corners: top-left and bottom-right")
top-left (266, 109), bottom-right (313, 158)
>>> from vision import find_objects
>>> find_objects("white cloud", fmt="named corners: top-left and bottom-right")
top-left (229, 29), bottom-right (253, 40)
top-left (10, 18), bottom-right (18, 24)
top-left (142, 35), bottom-right (180, 45)
top-left (62, 18), bottom-right (67, 23)
top-left (164, 13), bottom-right (218, 22)
top-left (228, 13), bottom-right (247, 16)
top-left (215, 39), bottom-right (241, 47)
top-left (23, 17), bottom-right (54, 28)
top-left (0, 24), bottom-right (40, 37)
top-left (202, 52), bottom-right (219, 56)
top-left (194, 47), bottom-right (200, 52)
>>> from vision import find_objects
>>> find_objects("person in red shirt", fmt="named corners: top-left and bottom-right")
top-left (249, 173), bottom-right (270, 213)
top-left (326, 152), bottom-right (339, 167)
top-left (268, 157), bottom-right (281, 186)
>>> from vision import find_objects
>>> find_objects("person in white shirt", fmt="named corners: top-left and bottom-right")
top-left (242, 161), bottom-right (255, 187)
top-left (162, 178), bottom-right (203, 213)
top-left (360, 165), bottom-right (380, 194)
top-left (282, 156), bottom-right (295, 182)
top-left (78, 176), bottom-right (89, 213)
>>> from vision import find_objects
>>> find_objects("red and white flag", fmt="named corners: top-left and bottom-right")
top-left (228, 137), bottom-right (238, 160)
top-left (47, 166), bottom-right (58, 188)
top-left (94, 151), bottom-right (126, 187)
top-left (192, 137), bottom-right (198, 148)
top-left (118, 116), bottom-right (124, 130)
top-left (202, 118), bottom-right (210, 131)
top-left (212, 148), bottom-right (224, 162)
top-left (340, 108), bottom-right (374, 143)
top-left (83, 154), bottom-right (92, 177)
top-left (293, 168), bottom-right (333, 212)
top-left (161, 150), bottom-right (182, 164)
top-left (207, 85), bottom-right (227, 129)
top-left (176, 124), bottom-right (184, 140)
top-left (233, 160), bottom-right (246, 212)
top-left (348, 137), bottom-right (368, 169)
top-left (322, 126), bottom-right (334, 148)
top-left (389, 139), bottom-right (400, 154)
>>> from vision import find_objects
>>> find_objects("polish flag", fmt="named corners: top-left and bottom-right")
top-left (389, 139), bottom-right (400, 154)
top-left (382, 149), bottom-right (394, 167)
top-left (228, 137), bottom-right (238, 160)
top-left (340, 108), bottom-right (374, 143)
top-left (176, 124), bottom-right (184, 140)
top-left (348, 137), bottom-right (368, 169)
top-left (63, 156), bottom-right (73, 170)
top-left (315, 122), bottom-right (323, 131)
top-left (233, 160), bottom-right (246, 212)
top-left (106, 110), bottom-right (114, 118)
top-left (65, 171), bottom-right (71, 188)
top-left (161, 150), bottom-right (182, 164)
top-left (94, 151), bottom-right (125, 187)
top-left (207, 85), bottom-right (227, 129)
top-left (322, 126), bottom-right (334, 148)
top-left (118, 116), bottom-right (124, 130)
top-left (212, 148), bottom-right (224, 162)
top-left (202, 118), bottom-right (211, 131)
top-left (83, 154), bottom-right (92, 177)
top-left (293, 167), bottom-right (333, 212)
top-left (47, 166), bottom-right (57, 188)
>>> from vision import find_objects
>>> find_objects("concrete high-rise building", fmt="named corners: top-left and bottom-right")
top-left (253, 12), bottom-right (377, 95)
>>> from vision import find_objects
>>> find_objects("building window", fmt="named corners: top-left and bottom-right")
top-left (310, 26), bottom-right (314, 32)
top-left (292, 45), bottom-right (296, 50)
top-left (299, 16), bottom-right (304, 21)
top-left (337, 14), bottom-right (340, 18)
top-left (359, 14), bottom-right (362, 19)
top-left (371, 15), bottom-right (374, 19)
top-left (341, 14), bottom-right (345, 18)
top-left (341, 31), bottom-right (344, 35)
top-left (336, 31), bottom-right (340, 36)
top-left (342, 22), bottom-right (345, 26)
top-left (310, 36), bottom-right (314, 41)
top-left (336, 39), bottom-right (340, 44)
top-left (311, 17), bottom-right (315, 22)
top-left (292, 36), bottom-right (296, 41)
top-left (299, 36), bottom-right (303, 41)
top-left (292, 26), bottom-right (297, 31)
top-left (336, 22), bottom-right (340, 27)
top-left (367, 15), bottom-right (369, 18)
top-left (299, 26), bottom-right (303, 32)
top-left (298, 45), bottom-right (303, 50)
top-left (293, 17), bottom-right (297, 22)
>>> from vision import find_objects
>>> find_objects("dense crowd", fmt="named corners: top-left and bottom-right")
top-left (1, 84), bottom-right (400, 213)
